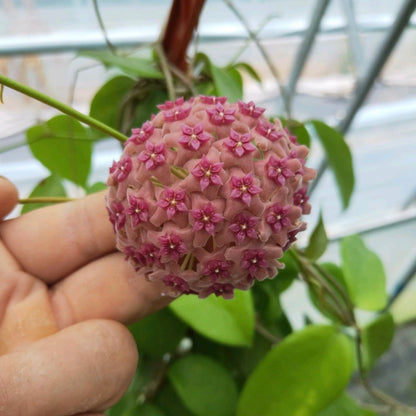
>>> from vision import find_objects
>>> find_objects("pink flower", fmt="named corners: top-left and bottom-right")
top-left (109, 156), bottom-right (132, 183)
top-left (284, 127), bottom-right (298, 144)
top-left (191, 203), bottom-right (223, 235)
top-left (241, 249), bottom-right (268, 278)
top-left (179, 123), bottom-right (211, 150)
top-left (159, 233), bottom-right (188, 262)
top-left (138, 243), bottom-right (161, 266)
top-left (202, 259), bottom-right (232, 281)
top-left (157, 188), bottom-right (187, 219)
top-left (158, 97), bottom-right (191, 122)
top-left (224, 129), bottom-right (256, 157)
top-left (256, 119), bottom-right (284, 142)
top-left (163, 275), bottom-right (194, 295)
top-left (206, 103), bottom-right (235, 125)
top-left (294, 187), bottom-right (309, 213)
top-left (191, 156), bottom-right (223, 190)
top-left (138, 141), bottom-right (166, 170)
top-left (265, 156), bottom-right (295, 186)
top-left (230, 173), bottom-right (262, 205)
top-left (265, 204), bottom-right (292, 233)
top-left (127, 195), bottom-right (149, 227)
top-left (128, 121), bottom-right (154, 145)
top-left (229, 213), bottom-right (259, 243)
top-left (199, 95), bottom-right (227, 105)
top-left (107, 201), bottom-right (126, 231)
top-left (238, 100), bottom-right (265, 118)
top-left (203, 283), bottom-right (234, 298)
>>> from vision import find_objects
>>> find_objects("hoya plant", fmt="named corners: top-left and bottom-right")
top-left (0, 1), bottom-right (414, 415)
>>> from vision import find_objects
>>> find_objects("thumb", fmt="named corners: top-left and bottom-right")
top-left (0, 176), bottom-right (18, 219)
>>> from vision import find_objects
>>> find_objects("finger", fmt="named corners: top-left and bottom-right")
top-left (0, 191), bottom-right (115, 284)
top-left (0, 319), bottom-right (138, 416)
top-left (0, 176), bottom-right (18, 219)
top-left (50, 253), bottom-right (171, 328)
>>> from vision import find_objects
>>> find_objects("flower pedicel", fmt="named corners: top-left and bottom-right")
top-left (106, 96), bottom-right (316, 299)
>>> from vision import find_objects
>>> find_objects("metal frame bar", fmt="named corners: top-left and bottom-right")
top-left (308, 0), bottom-right (416, 196)
top-left (286, 0), bottom-right (331, 100)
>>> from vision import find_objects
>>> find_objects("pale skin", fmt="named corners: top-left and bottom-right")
top-left (0, 177), bottom-right (170, 416)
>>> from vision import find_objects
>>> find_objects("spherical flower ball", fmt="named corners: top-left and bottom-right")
top-left (106, 96), bottom-right (316, 299)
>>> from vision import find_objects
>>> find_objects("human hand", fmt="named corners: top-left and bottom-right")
top-left (0, 177), bottom-right (170, 416)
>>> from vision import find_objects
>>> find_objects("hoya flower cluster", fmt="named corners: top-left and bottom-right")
top-left (106, 96), bottom-right (315, 299)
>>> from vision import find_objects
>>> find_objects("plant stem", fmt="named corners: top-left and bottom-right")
top-left (154, 43), bottom-right (176, 101)
top-left (92, 0), bottom-right (117, 54)
top-left (0, 74), bottom-right (128, 143)
top-left (224, 0), bottom-right (292, 118)
top-left (255, 317), bottom-right (281, 344)
top-left (19, 197), bottom-right (74, 204)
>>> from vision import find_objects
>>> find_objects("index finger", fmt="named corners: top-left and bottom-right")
top-left (0, 191), bottom-right (115, 284)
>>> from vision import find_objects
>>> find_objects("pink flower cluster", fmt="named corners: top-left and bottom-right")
top-left (106, 96), bottom-right (315, 299)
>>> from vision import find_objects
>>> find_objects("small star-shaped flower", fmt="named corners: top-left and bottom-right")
top-left (256, 120), bottom-right (284, 142)
top-left (158, 97), bottom-right (191, 122)
top-left (190, 203), bottom-right (223, 235)
top-left (109, 156), bottom-right (132, 183)
top-left (293, 187), bottom-right (309, 213)
top-left (241, 249), bottom-right (268, 278)
top-left (202, 259), bottom-right (232, 282)
top-left (238, 100), bottom-right (265, 118)
top-left (138, 243), bottom-right (161, 266)
top-left (159, 233), bottom-right (188, 262)
top-left (127, 121), bottom-right (154, 145)
top-left (206, 103), bottom-right (236, 125)
top-left (107, 201), bottom-right (126, 231)
top-left (163, 275), bottom-right (193, 294)
top-left (205, 283), bottom-right (234, 298)
top-left (138, 141), bottom-right (166, 170)
top-left (191, 156), bottom-right (223, 191)
top-left (126, 195), bottom-right (149, 227)
top-left (157, 188), bottom-right (187, 219)
top-left (199, 95), bottom-right (227, 105)
top-left (265, 204), bottom-right (292, 233)
top-left (229, 213), bottom-right (259, 244)
top-left (224, 129), bottom-right (256, 157)
top-left (230, 173), bottom-right (262, 205)
top-left (179, 123), bottom-right (211, 150)
top-left (265, 156), bottom-right (295, 186)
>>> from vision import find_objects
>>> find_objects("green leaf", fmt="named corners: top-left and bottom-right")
top-left (170, 290), bottom-right (254, 347)
top-left (282, 119), bottom-right (311, 148)
top-left (237, 325), bottom-right (353, 416)
top-left (132, 88), bottom-right (168, 128)
top-left (341, 235), bottom-right (387, 310)
top-left (129, 308), bottom-right (187, 357)
top-left (136, 403), bottom-right (166, 416)
top-left (86, 181), bottom-right (107, 194)
top-left (211, 64), bottom-right (243, 102)
top-left (21, 174), bottom-right (66, 214)
top-left (168, 354), bottom-right (238, 416)
top-left (361, 312), bottom-right (395, 371)
top-left (304, 212), bottom-right (328, 261)
top-left (155, 382), bottom-right (195, 416)
top-left (27, 115), bottom-right (93, 187)
top-left (232, 62), bottom-right (262, 84)
top-left (317, 393), bottom-right (376, 416)
top-left (90, 75), bottom-right (135, 138)
top-left (310, 120), bottom-right (354, 209)
top-left (79, 50), bottom-right (163, 79)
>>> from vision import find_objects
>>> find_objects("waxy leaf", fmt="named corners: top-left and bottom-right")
top-left (310, 120), bottom-right (354, 209)
top-left (129, 308), bottom-right (187, 357)
top-left (27, 115), bottom-right (92, 187)
top-left (168, 354), bottom-right (238, 416)
top-left (232, 62), bottom-right (262, 84)
top-left (318, 393), bottom-right (376, 416)
top-left (341, 235), bottom-right (387, 310)
top-left (304, 211), bottom-right (328, 261)
top-left (90, 76), bottom-right (135, 138)
top-left (170, 289), bottom-right (254, 347)
top-left (211, 64), bottom-right (243, 102)
top-left (21, 174), bottom-right (66, 214)
top-left (79, 50), bottom-right (163, 79)
top-left (362, 312), bottom-right (395, 371)
top-left (237, 325), bottom-right (353, 416)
